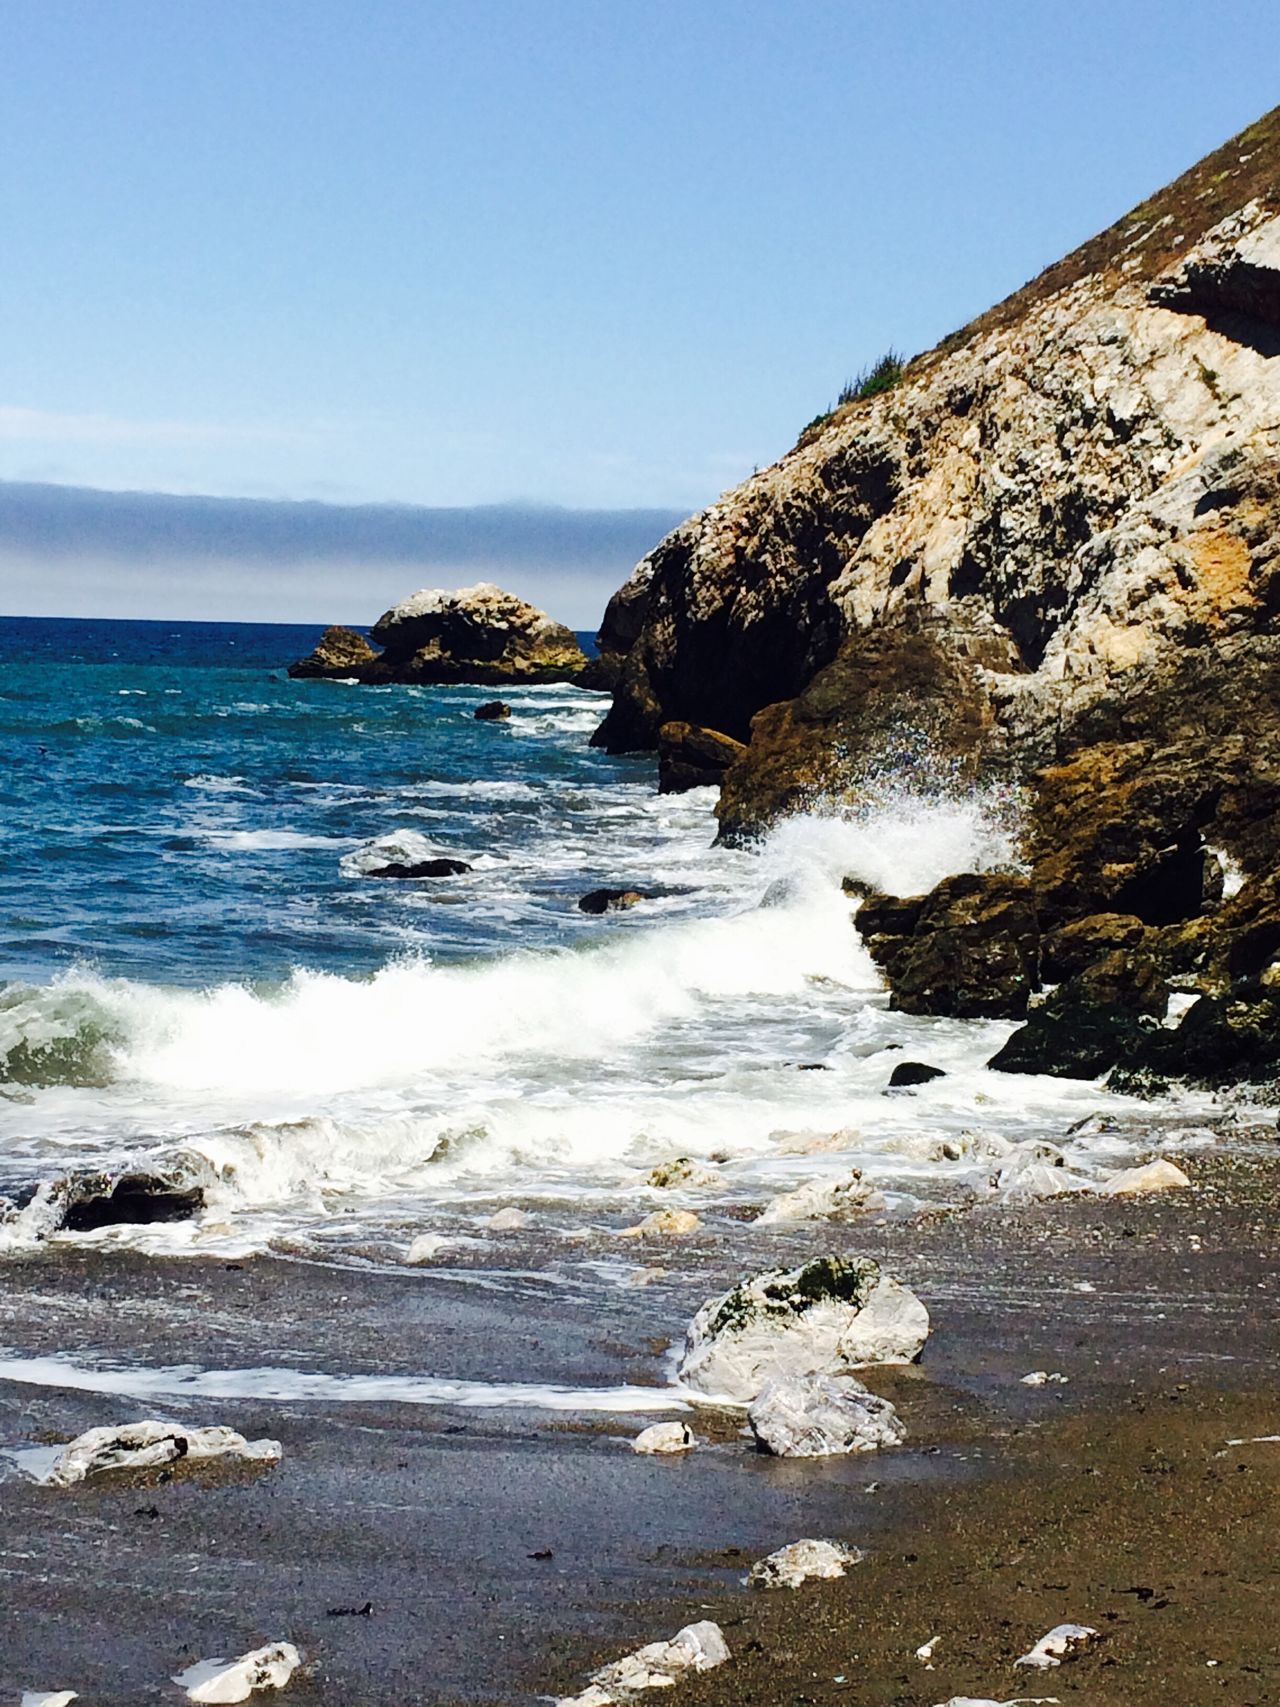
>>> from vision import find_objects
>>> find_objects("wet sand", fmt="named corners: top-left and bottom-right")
top-left (2, 1143), bottom-right (1278, 1705)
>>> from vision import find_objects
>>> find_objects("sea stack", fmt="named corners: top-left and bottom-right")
top-left (289, 582), bottom-right (593, 686)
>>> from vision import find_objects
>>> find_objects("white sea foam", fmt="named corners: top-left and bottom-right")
top-left (0, 1353), bottom-right (689, 1413)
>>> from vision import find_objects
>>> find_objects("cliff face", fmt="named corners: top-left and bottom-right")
top-left (592, 109), bottom-right (1280, 830)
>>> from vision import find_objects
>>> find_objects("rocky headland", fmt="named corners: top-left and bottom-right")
top-left (289, 581), bottom-right (597, 686)
top-left (591, 106), bottom-right (1280, 1091)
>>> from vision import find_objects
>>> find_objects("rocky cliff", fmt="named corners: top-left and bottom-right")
top-left (592, 106), bottom-right (1280, 1087)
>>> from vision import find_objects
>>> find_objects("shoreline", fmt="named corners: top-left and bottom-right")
top-left (2, 1147), bottom-right (1278, 1704)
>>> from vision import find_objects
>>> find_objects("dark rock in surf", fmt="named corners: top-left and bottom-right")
top-left (51, 1170), bottom-right (206, 1233)
top-left (474, 700), bottom-right (512, 721)
top-left (887, 1061), bottom-right (946, 1088)
top-left (989, 948), bottom-right (1168, 1080)
top-left (578, 888), bottom-right (651, 915)
top-left (366, 858), bottom-right (471, 879)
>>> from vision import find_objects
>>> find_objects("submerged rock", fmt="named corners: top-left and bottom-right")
top-left (677, 1256), bottom-right (929, 1403)
top-left (631, 1421), bottom-right (697, 1455)
top-left (578, 887), bottom-right (651, 915)
top-left (286, 625), bottom-right (377, 679)
top-left (887, 1060), bottom-right (946, 1088)
top-left (44, 1422), bottom-right (282, 1487)
top-left (747, 1537), bottom-right (864, 1589)
top-left (176, 1642), bottom-right (301, 1704)
top-left (749, 1373), bottom-right (905, 1458)
top-left (473, 699), bottom-right (512, 720)
top-left (364, 857), bottom-right (471, 878)
top-left (645, 1157), bottom-right (721, 1190)
top-left (756, 1170), bottom-right (884, 1223)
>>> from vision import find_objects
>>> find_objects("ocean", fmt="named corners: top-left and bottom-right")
top-left (0, 614), bottom-right (1197, 1282)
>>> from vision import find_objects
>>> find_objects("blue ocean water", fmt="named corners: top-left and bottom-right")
top-left (0, 614), bottom-right (657, 984)
top-left (0, 613), bottom-right (1116, 1262)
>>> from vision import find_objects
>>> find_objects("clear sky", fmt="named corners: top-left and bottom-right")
top-left (3, 0), bottom-right (1279, 622)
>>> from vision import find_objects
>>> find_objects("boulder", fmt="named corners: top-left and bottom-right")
top-left (756, 1170), bottom-right (884, 1224)
top-left (631, 1421), bottom-right (697, 1455)
top-left (52, 1168), bottom-right (206, 1234)
top-left (747, 1537), bottom-right (864, 1590)
top-left (858, 873), bottom-right (1041, 1020)
top-left (176, 1642), bottom-right (301, 1704)
top-left (748, 1373), bottom-right (906, 1457)
top-left (656, 721), bottom-right (747, 794)
top-left (677, 1256), bottom-right (929, 1403)
top-left (404, 1233), bottom-right (453, 1264)
top-left (44, 1422), bottom-right (282, 1488)
top-left (370, 583), bottom-right (590, 685)
top-left (474, 699), bottom-right (512, 721)
top-left (290, 585), bottom-right (591, 686)
top-left (286, 625), bottom-right (377, 679)
top-left (365, 857), bottom-right (471, 879)
top-left (485, 1206), bottom-right (532, 1232)
top-left (887, 1061), bottom-right (946, 1088)
top-left (578, 888), bottom-right (650, 915)
top-left (1013, 1623), bottom-right (1100, 1669)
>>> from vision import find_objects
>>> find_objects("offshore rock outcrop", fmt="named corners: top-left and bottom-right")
top-left (591, 108), bottom-right (1280, 1086)
top-left (290, 583), bottom-right (593, 686)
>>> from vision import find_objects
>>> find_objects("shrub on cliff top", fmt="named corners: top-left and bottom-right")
top-left (838, 350), bottom-right (905, 404)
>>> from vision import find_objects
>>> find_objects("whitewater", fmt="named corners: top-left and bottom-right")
top-left (0, 616), bottom-right (1213, 1269)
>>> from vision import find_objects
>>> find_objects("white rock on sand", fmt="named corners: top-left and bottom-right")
top-left (631, 1421), bottom-right (697, 1455)
top-left (749, 1374), bottom-right (906, 1458)
top-left (1021, 1371), bottom-right (1069, 1387)
top-left (175, 1642), bottom-right (301, 1704)
top-left (21, 1693), bottom-right (79, 1707)
top-left (932, 1698), bottom-right (1063, 1707)
top-left (756, 1169), bottom-right (885, 1223)
top-left (747, 1537), bottom-right (864, 1589)
top-left (620, 1208), bottom-right (700, 1238)
top-left (485, 1206), bottom-right (532, 1231)
top-left (677, 1256), bottom-right (929, 1403)
top-left (1100, 1158), bottom-right (1191, 1195)
top-left (1014, 1622), bottom-right (1099, 1668)
top-left (43, 1422), bottom-right (282, 1488)
top-left (404, 1233), bottom-right (452, 1264)
top-left (557, 1620), bottom-right (730, 1704)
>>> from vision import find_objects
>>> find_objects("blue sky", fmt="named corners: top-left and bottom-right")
top-left (3, 0), bottom-right (1280, 621)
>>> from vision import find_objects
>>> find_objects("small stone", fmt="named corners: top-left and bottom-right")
top-left (485, 1207), bottom-right (532, 1231)
top-left (1100, 1158), bottom-right (1191, 1195)
top-left (1020, 1370), bottom-right (1069, 1386)
top-left (748, 1537), bottom-right (863, 1589)
top-left (645, 1157), bottom-right (721, 1190)
top-left (44, 1422), bottom-right (282, 1488)
top-left (405, 1233), bottom-right (452, 1264)
top-left (749, 1373), bottom-right (906, 1457)
top-left (620, 1208), bottom-right (700, 1238)
top-left (631, 1421), bottom-right (697, 1455)
top-left (757, 1170), bottom-right (884, 1224)
top-left (21, 1694), bottom-right (78, 1707)
top-left (1014, 1622), bottom-right (1100, 1668)
top-left (176, 1642), bottom-right (301, 1704)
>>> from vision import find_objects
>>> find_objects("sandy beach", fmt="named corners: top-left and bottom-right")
top-left (4, 1141), bottom-right (1278, 1705)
